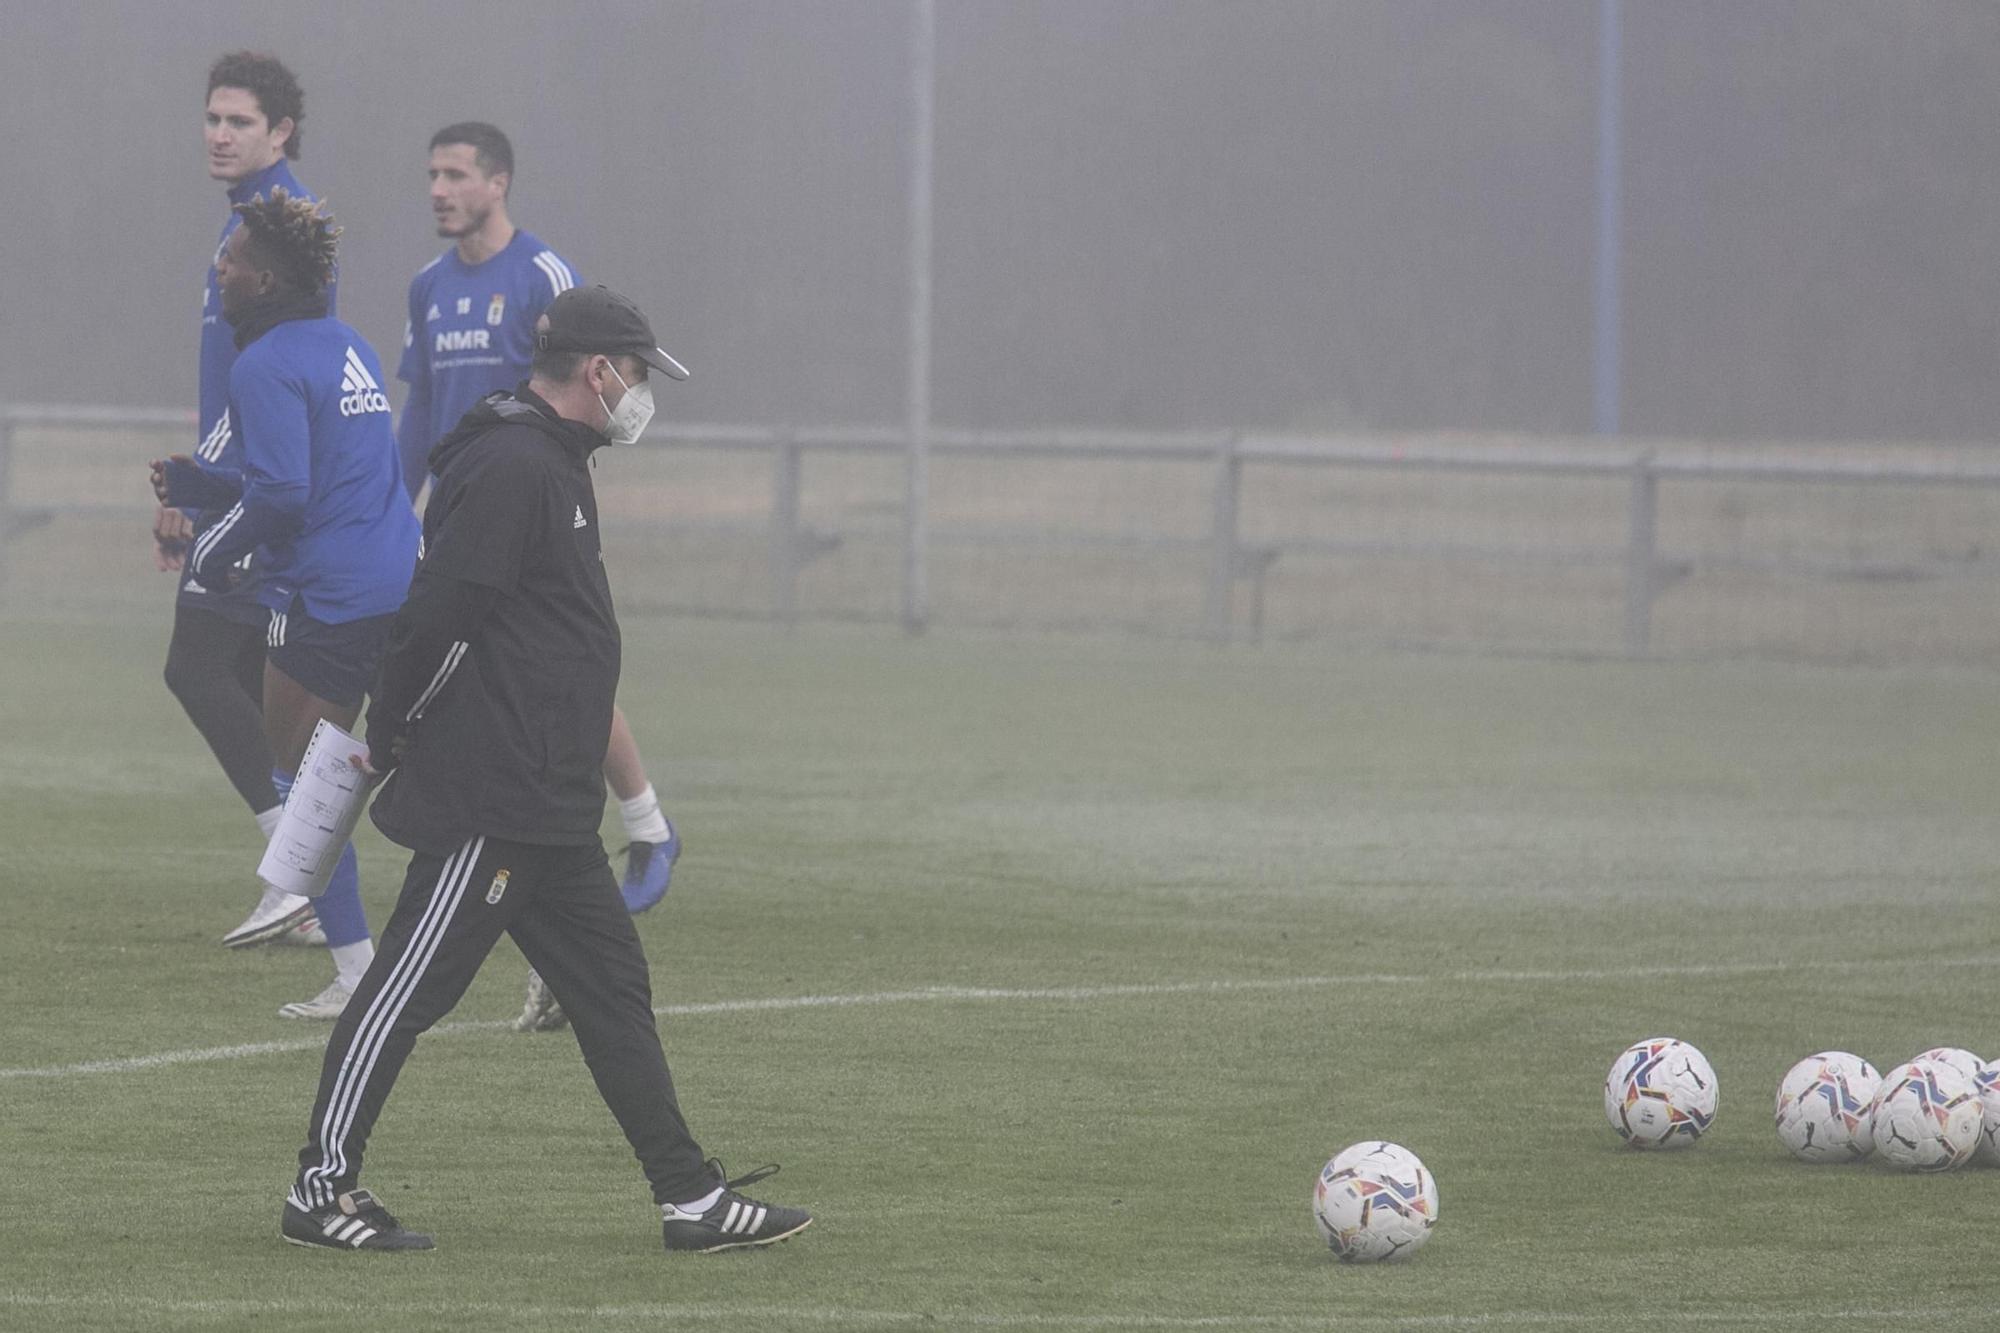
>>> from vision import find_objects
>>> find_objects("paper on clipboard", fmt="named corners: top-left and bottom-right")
top-left (257, 718), bottom-right (371, 898)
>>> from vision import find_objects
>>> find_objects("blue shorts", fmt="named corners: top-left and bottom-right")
top-left (266, 606), bottom-right (394, 710)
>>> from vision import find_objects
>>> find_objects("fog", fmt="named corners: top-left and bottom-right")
top-left (5, 0), bottom-right (1998, 442)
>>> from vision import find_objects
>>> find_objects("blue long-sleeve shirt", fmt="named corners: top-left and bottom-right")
top-left (188, 318), bottom-right (417, 624)
top-left (182, 158), bottom-right (334, 620)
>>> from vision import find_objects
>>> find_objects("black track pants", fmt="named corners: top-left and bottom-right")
top-left (290, 835), bottom-right (715, 1210)
top-left (162, 604), bottom-right (277, 815)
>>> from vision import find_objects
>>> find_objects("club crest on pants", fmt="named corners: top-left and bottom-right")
top-left (486, 869), bottom-right (510, 904)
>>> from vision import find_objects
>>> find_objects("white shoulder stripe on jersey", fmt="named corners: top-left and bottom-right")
top-left (531, 252), bottom-right (573, 299)
top-left (539, 251), bottom-right (575, 289)
top-left (528, 252), bottom-right (568, 296)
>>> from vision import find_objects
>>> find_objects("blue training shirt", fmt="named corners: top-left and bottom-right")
top-left (184, 158), bottom-right (334, 620)
top-left (189, 318), bottom-right (418, 624)
top-left (394, 229), bottom-right (578, 499)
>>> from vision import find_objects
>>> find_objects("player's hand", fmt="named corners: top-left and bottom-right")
top-left (153, 505), bottom-right (192, 572)
top-left (355, 733), bottom-right (406, 782)
top-left (149, 455), bottom-right (194, 504)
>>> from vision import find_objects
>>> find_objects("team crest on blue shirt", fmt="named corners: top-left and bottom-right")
top-left (487, 294), bottom-right (506, 326)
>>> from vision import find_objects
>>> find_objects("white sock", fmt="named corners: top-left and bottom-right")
top-left (671, 1186), bottom-right (723, 1215)
top-left (330, 939), bottom-right (374, 990)
top-left (619, 783), bottom-right (671, 843)
top-left (255, 805), bottom-right (283, 840)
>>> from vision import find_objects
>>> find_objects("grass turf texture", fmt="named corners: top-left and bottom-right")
top-left (2, 612), bottom-right (1998, 1331)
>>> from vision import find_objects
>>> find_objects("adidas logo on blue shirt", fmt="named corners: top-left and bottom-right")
top-left (573, 505), bottom-right (588, 530)
top-left (339, 347), bottom-right (391, 417)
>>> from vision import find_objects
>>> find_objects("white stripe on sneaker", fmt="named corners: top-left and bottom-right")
top-left (749, 1206), bottom-right (767, 1234)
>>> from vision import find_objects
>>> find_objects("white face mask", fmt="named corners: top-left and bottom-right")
top-left (597, 362), bottom-right (655, 445)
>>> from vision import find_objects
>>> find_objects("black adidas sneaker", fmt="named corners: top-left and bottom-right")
top-left (661, 1162), bottom-right (812, 1253)
top-left (281, 1189), bottom-right (435, 1252)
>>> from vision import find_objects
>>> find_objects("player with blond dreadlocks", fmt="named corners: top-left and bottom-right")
top-left (153, 186), bottom-right (420, 1020)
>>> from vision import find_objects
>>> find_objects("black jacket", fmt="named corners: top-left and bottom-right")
top-left (367, 387), bottom-right (620, 853)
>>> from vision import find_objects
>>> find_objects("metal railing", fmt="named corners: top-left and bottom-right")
top-left (8, 401), bottom-right (2000, 659)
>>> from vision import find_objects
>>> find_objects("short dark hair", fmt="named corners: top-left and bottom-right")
top-left (208, 51), bottom-right (305, 159)
top-left (430, 122), bottom-right (514, 185)
top-left (531, 345), bottom-right (647, 384)
top-left (530, 347), bottom-right (586, 381)
top-left (234, 186), bottom-right (339, 294)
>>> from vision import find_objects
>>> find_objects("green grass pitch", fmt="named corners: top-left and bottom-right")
top-left (3, 612), bottom-right (1998, 1331)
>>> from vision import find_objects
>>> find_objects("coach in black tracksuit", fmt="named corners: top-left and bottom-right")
top-left (280, 285), bottom-right (810, 1254)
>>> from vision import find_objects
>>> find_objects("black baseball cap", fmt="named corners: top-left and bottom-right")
top-left (536, 284), bottom-right (690, 381)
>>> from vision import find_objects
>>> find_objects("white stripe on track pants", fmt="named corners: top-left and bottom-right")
top-left (291, 835), bottom-right (713, 1210)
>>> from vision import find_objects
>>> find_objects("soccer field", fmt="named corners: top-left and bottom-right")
top-left (3, 613), bottom-right (1998, 1331)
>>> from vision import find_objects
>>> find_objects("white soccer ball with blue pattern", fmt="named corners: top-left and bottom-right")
top-left (1312, 1141), bottom-right (1438, 1263)
top-left (1869, 1059), bottom-right (1983, 1172)
top-left (1774, 1051), bottom-right (1879, 1162)
top-left (1911, 1046), bottom-right (1986, 1084)
top-left (1605, 1037), bottom-right (1718, 1149)
top-left (1913, 1048), bottom-right (1991, 1165)
top-left (1972, 1065), bottom-right (2000, 1166)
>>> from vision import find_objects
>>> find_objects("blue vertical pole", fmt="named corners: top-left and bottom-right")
top-left (1593, 0), bottom-right (1623, 436)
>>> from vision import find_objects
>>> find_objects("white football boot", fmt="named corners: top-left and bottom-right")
top-left (279, 979), bottom-right (353, 1020)
top-left (224, 885), bottom-right (316, 949)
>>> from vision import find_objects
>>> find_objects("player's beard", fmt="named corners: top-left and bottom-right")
top-left (439, 201), bottom-right (490, 238)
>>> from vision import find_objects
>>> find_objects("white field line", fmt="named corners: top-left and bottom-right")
top-left (4, 955), bottom-right (1997, 1083)
top-left (3, 1292), bottom-right (1999, 1330)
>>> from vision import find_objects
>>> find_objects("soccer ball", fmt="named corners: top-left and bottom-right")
top-left (1605, 1037), bottom-right (1718, 1148)
top-left (1312, 1141), bottom-right (1438, 1263)
top-left (1914, 1050), bottom-right (1991, 1165)
top-left (1912, 1046), bottom-right (1986, 1083)
top-left (1974, 1067), bottom-right (2000, 1167)
top-left (1869, 1059), bottom-right (1983, 1172)
top-left (1774, 1051), bottom-right (1879, 1162)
